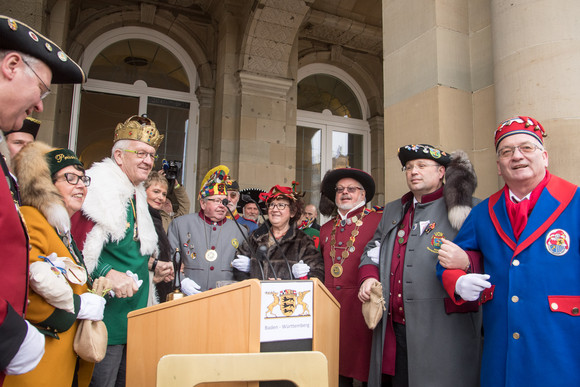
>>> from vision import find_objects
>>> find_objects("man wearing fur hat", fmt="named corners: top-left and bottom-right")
top-left (319, 168), bottom-right (383, 386)
top-left (168, 165), bottom-right (247, 294)
top-left (0, 15), bottom-right (85, 383)
top-left (71, 115), bottom-right (172, 387)
top-left (358, 145), bottom-right (482, 387)
top-left (437, 116), bottom-right (580, 386)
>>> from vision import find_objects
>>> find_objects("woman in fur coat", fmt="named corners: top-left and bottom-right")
top-left (4, 143), bottom-right (106, 387)
top-left (232, 184), bottom-right (324, 281)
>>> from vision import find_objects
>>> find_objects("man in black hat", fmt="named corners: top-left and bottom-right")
top-left (237, 188), bottom-right (266, 233)
top-left (3, 116), bottom-right (40, 164)
top-left (319, 168), bottom-right (383, 386)
top-left (357, 144), bottom-right (481, 387)
top-left (0, 15), bottom-right (85, 383)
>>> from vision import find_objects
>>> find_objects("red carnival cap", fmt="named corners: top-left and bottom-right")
top-left (494, 116), bottom-right (547, 149)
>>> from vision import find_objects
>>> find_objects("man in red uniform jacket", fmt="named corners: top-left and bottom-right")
top-left (0, 15), bottom-right (85, 384)
top-left (319, 168), bottom-right (382, 386)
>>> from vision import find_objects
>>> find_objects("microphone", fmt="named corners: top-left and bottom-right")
top-left (221, 197), bottom-right (258, 264)
top-left (242, 195), bottom-right (294, 280)
top-left (258, 245), bottom-right (278, 280)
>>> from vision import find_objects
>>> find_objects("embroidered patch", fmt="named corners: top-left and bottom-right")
top-left (427, 231), bottom-right (444, 253)
top-left (429, 148), bottom-right (442, 159)
top-left (545, 229), bottom-right (570, 256)
top-left (232, 238), bottom-right (239, 249)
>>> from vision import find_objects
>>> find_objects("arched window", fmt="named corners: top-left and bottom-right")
top-left (296, 65), bottom-right (371, 210)
top-left (70, 27), bottom-right (199, 197)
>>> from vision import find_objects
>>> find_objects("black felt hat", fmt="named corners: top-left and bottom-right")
top-left (3, 116), bottom-right (40, 138)
top-left (320, 168), bottom-right (375, 203)
top-left (397, 144), bottom-right (451, 167)
top-left (237, 188), bottom-right (267, 213)
top-left (0, 15), bottom-right (85, 84)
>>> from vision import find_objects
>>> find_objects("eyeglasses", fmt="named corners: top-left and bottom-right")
top-left (23, 59), bottom-right (51, 100)
top-left (402, 163), bottom-right (440, 172)
top-left (55, 173), bottom-right (91, 187)
top-left (497, 142), bottom-right (542, 159)
top-left (268, 202), bottom-right (289, 210)
top-left (335, 186), bottom-right (364, 194)
top-left (205, 197), bottom-right (225, 205)
top-left (123, 149), bottom-right (158, 160)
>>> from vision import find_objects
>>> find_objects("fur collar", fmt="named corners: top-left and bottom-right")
top-left (80, 158), bottom-right (158, 273)
top-left (13, 141), bottom-right (70, 234)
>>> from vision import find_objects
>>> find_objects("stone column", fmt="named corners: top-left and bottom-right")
top-left (237, 71), bottom-right (294, 188)
top-left (382, 0), bottom-right (474, 200)
top-left (368, 115), bottom-right (384, 206)
top-left (491, 0), bottom-right (580, 184)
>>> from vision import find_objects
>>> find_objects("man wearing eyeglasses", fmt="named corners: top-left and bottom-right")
top-left (0, 15), bottom-right (85, 384)
top-left (224, 179), bottom-right (258, 233)
top-left (358, 144), bottom-right (481, 387)
top-left (168, 165), bottom-right (247, 295)
top-left (436, 116), bottom-right (580, 387)
top-left (318, 168), bottom-right (383, 386)
top-left (71, 115), bottom-right (173, 387)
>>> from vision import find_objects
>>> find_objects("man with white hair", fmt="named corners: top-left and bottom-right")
top-left (72, 115), bottom-right (172, 386)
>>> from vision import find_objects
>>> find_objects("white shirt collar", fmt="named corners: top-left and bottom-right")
top-left (509, 189), bottom-right (531, 203)
top-left (338, 200), bottom-right (366, 220)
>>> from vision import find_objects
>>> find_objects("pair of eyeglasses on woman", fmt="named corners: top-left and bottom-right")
top-left (268, 202), bottom-right (289, 210)
top-left (55, 173), bottom-right (91, 187)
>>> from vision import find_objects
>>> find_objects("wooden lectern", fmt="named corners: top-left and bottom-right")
top-left (126, 279), bottom-right (340, 386)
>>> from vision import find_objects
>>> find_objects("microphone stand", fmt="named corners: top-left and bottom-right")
top-left (242, 194), bottom-right (294, 280)
top-left (222, 198), bottom-right (267, 280)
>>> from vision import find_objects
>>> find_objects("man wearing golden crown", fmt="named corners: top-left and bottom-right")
top-left (168, 165), bottom-right (247, 294)
top-left (71, 115), bottom-right (173, 387)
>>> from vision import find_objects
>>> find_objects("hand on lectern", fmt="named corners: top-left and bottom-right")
top-left (181, 277), bottom-right (201, 295)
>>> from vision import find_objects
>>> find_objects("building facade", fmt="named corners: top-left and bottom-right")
top-left (4, 0), bottom-right (579, 208)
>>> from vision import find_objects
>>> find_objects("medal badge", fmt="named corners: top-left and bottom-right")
top-left (205, 249), bottom-right (218, 262)
top-left (427, 232), bottom-right (445, 253)
top-left (545, 229), bottom-right (570, 256)
top-left (331, 263), bottom-right (343, 278)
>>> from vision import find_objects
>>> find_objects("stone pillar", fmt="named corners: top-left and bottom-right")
top-left (237, 71), bottom-right (294, 188)
top-left (382, 0), bottom-right (474, 200)
top-left (368, 115), bottom-right (384, 206)
top-left (492, 0), bottom-right (580, 184)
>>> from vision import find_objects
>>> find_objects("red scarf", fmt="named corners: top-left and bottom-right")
top-left (504, 170), bottom-right (551, 240)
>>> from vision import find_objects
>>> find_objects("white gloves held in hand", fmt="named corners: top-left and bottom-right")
top-left (455, 273), bottom-right (492, 301)
top-left (78, 292), bottom-right (106, 321)
top-left (232, 255), bottom-right (251, 273)
top-left (291, 260), bottom-right (310, 278)
top-left (367, 241), bottom-right (381, 264)
top-left (181, 277), bottom-right (201, 296)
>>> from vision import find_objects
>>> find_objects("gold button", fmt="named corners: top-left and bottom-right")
top-left (573, 307), bottom-right (579, 315)
top-left (513, 332), bottom-right (520, 340)
top-left (511, 295), bottom-right (519, 303)
top-left (513, 259), bottom-right (520, 266)
top-left (551, 303), bottom-right (559, 310)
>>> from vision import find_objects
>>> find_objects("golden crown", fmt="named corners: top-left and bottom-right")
top-left (113, 115), bottom-right (164, 150)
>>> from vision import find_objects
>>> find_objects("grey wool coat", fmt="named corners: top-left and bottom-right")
top-left (168, 212), bottom-right (247, 291)
top-left (359, 194), bottom-right (482, 387)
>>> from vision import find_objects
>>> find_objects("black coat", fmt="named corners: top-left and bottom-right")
top-left (149, 205), bottom-right (173, 302)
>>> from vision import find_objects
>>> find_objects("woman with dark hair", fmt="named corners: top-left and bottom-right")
top-left (5, 143), bottom-right (107, 387)
top-left (232, 184), bottom-right (324, 281)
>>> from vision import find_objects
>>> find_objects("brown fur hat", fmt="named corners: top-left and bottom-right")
top-left (13, 141), bottom-right (70, 234)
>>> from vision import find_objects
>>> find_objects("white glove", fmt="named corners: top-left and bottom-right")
top-left (455, 273), bottom-right (492, 301)
top-left (77, 292), bottom-right (106, 321)
top-left (126, 270), bottom-right (143, 288)
top-left (367, 241), bottom-right (381, 264)
top-left (291, 260), bottom-right (310, 278)
top-left (232, 255), bottom-right (251, 273)
top-left (181, 277), bottom-right (201, 296)
top-left (5, 321), bottom-right (45, 375)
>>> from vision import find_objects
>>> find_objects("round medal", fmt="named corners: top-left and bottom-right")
top-left (205, 249), bottom-right (218, 262)
top-left (331, 263), bottom-right (343, 278)
top-left (397, 230), bottom-right (405, 238)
